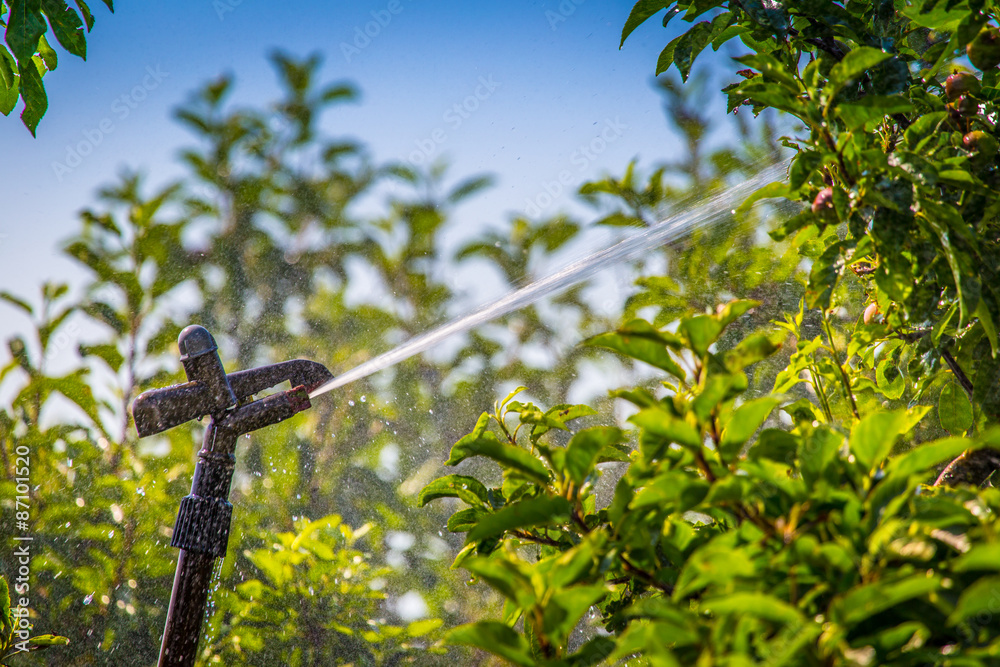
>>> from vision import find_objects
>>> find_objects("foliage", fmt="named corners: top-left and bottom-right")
top-left (623, 0), bottom-right (1000, 432)
top-left (206, 515), bottom-right (446, 665)
top-left (0, 575), bottom-right (68, 665)
top-left (412, 1), bottom-right (1000, 665)
top-left (0, 0), bottom-right (113, 134)
top-left (426, 305), bottom-right (1000, 664)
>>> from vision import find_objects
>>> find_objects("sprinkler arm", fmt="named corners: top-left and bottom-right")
top-left (133, 349), bottom-right (333, 437)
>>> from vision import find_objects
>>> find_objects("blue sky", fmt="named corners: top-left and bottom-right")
top-left (0, 0), bottom-right (741, 348)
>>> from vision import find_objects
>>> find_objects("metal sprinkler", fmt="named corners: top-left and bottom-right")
top-left (131, 325), bottom-right (333, 667)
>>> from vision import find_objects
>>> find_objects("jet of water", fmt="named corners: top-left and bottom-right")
top-left (309, 159), bottom-right (790, 399)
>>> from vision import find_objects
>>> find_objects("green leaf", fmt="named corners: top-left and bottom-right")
top-left (691, 373), bottom-right (744, 421)
top-left (734, 53), bottom-right (800, 91)
top-left (75, 0), bottom-right (95, 30)
top-left (5, 0), bottom-right (48, 63)
top-left (544, 584), bottom-right (609, 641)
top-left (594, 211), bottom-right (645, 227)
top-left (883, 436), bottom-right (971, 482)
top-left (78, 342), bottom-right (124, 372)
top-left (564, 427), bottom-right (624, 485)
top-left (680, 314), bottom-right (723, 358)
top-left (446, 431), bottom-right (550, 484)
top-left (837, 95), bottom-right (914, 130)
top-left (0, 72), bottom-right (16, 115)
top-left (850, 408), bottom-right (929, 472)
top-left (16, 60), bottom-right (46, 134)
top-left (406, 618), bottom-right (443, 637)
top-left (40, 0), bottom-right (86, 58)
top-left (568, 637), bottom-right (617, 667)
top-left (939, 383), bottom-right (973, 434)
top-left (806, 242), bottom-right (846, 310)
top-left (832, 574), bottom-right (941, 626)
top-left (36, 33), bottom-right (56, 70)
top-left (734, 180), bottom-right (790, 217)
top-left (418, 475), bottom-right (489, 508)
top-left (875, 358), bottom-right (905, 400)
top-left (447, 507), bottom-right (486, 533)
top-left (0, 575), bottom-right (10, 640)
top-left (620, 0), bottom-right (670, 48)
top-left (749, 428), bottom-right (799, 463)
top-left (948, 576), bottom-right (1000, 625)
top-left (723, 332), bottom-right (782, 372)
top-left (715, 299), bottom-right (759, 329)
top-left (739, 0), bottom-right (789, 36)
top-left (23, 634), bottom-right (70, 650)
top-left (953, 544), bottom-right (1000, 572)
top-left (447, 622), bottom-right (535, 667)
top-left (545, 403), bottom-right (597, 425)
top-left (0, 290), bottom-right (33, 315)
top-left (630, 407), bottom-right (701, 449)
top-left (826, 47), bottom-right (892, 101)
top-left (499, 386), bottom-right (526, 411)
top-left (584, 319), bottom-right (685, 379)
top-left (463, 557), bottom-right (535, 607)
top-left (720, 397), bottom-right (780, 458)
top-left (466, 495), bottom-right (571, 542)
top-left (633, 474), bottom-right (709, 511)
top-left (702, 592), bottom-right (803, 625)
top-left (0, 45), bottom-right (16, 90)
top-left (976, 299), bottom-right (998, 358)
top-left (669, 21), bottom-right (714, 81)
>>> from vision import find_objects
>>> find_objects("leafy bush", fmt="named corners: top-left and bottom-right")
top-left (425, 305), bottom-right (1000, 664)
top-left (414, 1), bottom-right (1000, 664)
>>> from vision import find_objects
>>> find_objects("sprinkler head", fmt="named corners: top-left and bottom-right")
top-left (132, 326), bottom-right (334, 438)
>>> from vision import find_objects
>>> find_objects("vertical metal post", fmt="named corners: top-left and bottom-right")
top-left (158, 423), bottom-right (237, 667)
top-left (158, 550), bottom-right (216, 666)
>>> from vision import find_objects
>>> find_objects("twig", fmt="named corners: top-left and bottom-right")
top-left (941, 348), bottom-right (974, 398)
top-left (620, 553), bottom-right (674, 595)
top-left (512, 529), bottom-right (562, 548)
top-left (822, 315), bottom-right (860, 420)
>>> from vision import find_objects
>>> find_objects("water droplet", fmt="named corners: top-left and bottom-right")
top-left (360, 395), bottom-right (366, 402)
top-left (83, 592), bottom-right (94, 605)
top-left (348, 400), bottom-right (355, 407)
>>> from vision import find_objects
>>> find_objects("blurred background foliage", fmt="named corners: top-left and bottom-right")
top-left (0, 44), bottom-right (791, 664)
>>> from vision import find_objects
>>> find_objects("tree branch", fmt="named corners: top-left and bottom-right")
top-left (935, 448), bottom-right (1000, 487)
top-left (941, 348), bottom-right (974, 398)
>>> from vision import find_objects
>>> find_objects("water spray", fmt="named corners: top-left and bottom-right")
top-left (308, 159), bottom-right (790, 398)
top-left (131, 325), bottom-right (334, 667)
